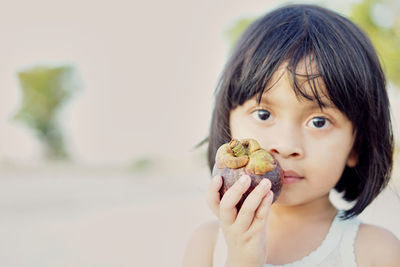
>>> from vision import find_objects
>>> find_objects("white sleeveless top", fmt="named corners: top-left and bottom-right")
top-left (213, 213), bottom-right (361, 267)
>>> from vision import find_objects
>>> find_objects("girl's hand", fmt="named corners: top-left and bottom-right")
top-left (207, 175), bottom-right (274, 267)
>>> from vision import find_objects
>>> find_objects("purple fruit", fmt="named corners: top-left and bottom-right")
top-left (212, 139), bottom-right (283, 211)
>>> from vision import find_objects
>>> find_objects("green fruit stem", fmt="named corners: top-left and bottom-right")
top-left (230, 140), bottom-right (248, 157)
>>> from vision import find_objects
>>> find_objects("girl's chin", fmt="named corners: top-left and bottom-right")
top-left (272, 187), bottom-right (305, 206)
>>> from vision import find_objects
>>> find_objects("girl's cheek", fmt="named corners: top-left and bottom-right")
top-left (229, 112), bottom-right (255, 138)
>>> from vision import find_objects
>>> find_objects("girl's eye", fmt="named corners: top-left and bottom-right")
top-left (307, 117), bottom-right (330, 129)
top-left (252, 109), bottom-right (271, 121)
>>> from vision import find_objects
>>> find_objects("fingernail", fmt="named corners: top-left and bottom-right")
top-left (259, 179), bottom-right (269, 187)
top-left (239, 175), bottom-right (248, 184)
top-left (260, 179), bottom-right (271, 188)
top-left (214, 176), bottom-right (222, 185)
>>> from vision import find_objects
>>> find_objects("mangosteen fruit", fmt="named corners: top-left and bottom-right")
top-left (212, 138), bottom-right (283, 211)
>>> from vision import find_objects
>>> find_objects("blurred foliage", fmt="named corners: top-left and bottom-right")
top-left (226, 17), bottom-right (257, 50)
top-left (350, 0), bottom-right (400, 87)
top-left (14, 65), bottom-right (81, 160)
top-left (130, 157), bottom-right (155, 172)
top-left (225, 0), bottom-right (400, 87)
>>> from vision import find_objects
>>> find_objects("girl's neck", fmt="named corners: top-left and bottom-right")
top-left (269, 194), bottom-right (337, 224)
top-left (266, 195), bottom-right (339, 265)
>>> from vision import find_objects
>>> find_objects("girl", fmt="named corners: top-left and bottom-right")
top-left (183, 4), bottom-right (400, 267)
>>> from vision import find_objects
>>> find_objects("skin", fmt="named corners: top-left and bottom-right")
top-left (182, 66), bottom-right (400, 267)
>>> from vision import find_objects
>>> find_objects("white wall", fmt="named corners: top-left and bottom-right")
top-left (0, 0), bottom-right (274, 164)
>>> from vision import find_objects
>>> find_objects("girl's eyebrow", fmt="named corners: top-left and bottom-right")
top-left (257, 94), bottom-right (336, 110)
top-left (308, 100), bottom-right (336, 110)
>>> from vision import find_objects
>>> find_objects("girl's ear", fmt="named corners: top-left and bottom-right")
top-left (346, 149), bottom-right (358, 167)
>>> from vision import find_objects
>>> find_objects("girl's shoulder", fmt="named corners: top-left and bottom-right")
top-left (355, 223), bottom-right (400, 267)
top-left (182, 220), bottom-right (219, 267)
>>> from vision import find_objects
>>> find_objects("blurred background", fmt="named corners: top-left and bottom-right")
top-left (0, 0), bottom-right (399, 266)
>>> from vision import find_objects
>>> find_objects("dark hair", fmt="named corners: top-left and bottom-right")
top-left (207, 4), bottom-right (394, 218)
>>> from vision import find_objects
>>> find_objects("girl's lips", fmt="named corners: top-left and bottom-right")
top-left (283, 170), bottom-right (304, 184)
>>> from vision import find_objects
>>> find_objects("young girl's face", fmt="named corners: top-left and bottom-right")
top-left (229, 66), bottom-right (358, 206)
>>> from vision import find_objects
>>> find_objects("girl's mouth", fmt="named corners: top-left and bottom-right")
top-left (283, 170), bottom-right (304, 184)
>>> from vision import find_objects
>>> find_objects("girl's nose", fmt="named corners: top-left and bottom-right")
top-left (266, 131), bottom-right (304, 159)
top-left (268, 145), bottom-right (303, 159)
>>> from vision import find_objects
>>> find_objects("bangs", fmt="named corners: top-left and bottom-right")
top-left (255, 55), bottom-right (330, 110)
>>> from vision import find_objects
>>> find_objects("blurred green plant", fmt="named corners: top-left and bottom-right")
top-left (130, 157), bottom-right (155, 172)
top-left (226, 17), bottom-right (257, 49)
top-left (14, 65), bottom-right (81, 160)
top-left (350, 0), bottom-right (400, 87)
top-left (225, 0), bottom-right (400, 87)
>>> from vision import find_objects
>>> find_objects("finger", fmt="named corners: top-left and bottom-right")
top-left (251, 190), bottom-right (274, 231)
top-left (219, 175), bottom-right (251, 226)
top-left (234, 179), bottom-right (271, 232)
top-left (206, 175), bottom-right (223, 217)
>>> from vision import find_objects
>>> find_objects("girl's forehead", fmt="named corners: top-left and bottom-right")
top-left (261, 63), bottom-right (332, 107)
